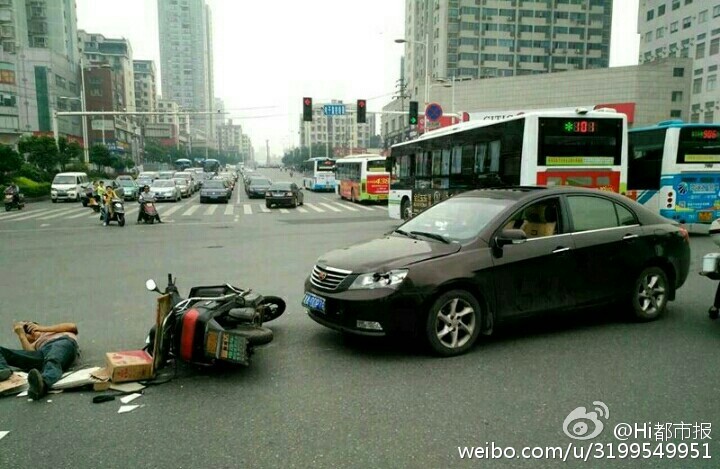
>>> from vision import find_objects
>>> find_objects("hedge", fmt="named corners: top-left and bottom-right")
top-left (13, 176), bottom-right (51, 197)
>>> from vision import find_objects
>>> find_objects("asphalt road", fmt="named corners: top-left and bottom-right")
top-left (0, 169), bottom-right (719, 468)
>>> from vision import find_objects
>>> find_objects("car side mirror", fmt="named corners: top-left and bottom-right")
top-left (495, 229), bottom-right (527, 248)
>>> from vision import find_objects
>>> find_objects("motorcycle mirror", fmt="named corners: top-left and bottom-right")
top-left (145, 279), bottom-right (159, 292)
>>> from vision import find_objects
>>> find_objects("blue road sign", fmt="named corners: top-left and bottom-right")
top-left (323, 104), bottom-right (346, 116)
top-left (425, 103), bottom-right (443, 122)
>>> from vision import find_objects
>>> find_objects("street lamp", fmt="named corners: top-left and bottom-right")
top-left (395, 33), bottom-right (430, 107)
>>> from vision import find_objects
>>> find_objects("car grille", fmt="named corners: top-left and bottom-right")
top-left (310, 265), bottom-right (352, 290)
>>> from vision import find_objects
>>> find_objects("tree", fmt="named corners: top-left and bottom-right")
top-left (0, 144), bottom-right (23, 181)
top-left (18, 136), bottom-right (59, 173)
top-left (57, 137), bottom-right (82, 171)
top-left (143, 138), bottom-right (170, 163)
top-left (90, 144), bottom-right (112, 169)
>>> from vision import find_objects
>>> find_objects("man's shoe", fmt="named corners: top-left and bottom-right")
top-left (27, 369), bottom-right (47, 400)
top-left (0, 369), bottom-right (12, 381)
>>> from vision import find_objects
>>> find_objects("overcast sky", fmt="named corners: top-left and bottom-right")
top-left (76, 0), bottom-right (640, 156)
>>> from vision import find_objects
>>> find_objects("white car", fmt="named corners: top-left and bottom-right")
top-left (173, 177), bottom-right (191, 198)
top-left (150, 179), bottom-right (182, 202)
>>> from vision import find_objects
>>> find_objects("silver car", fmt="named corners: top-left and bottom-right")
top-left (173, 177), bottom-right (191, 198)
top-left (150, 179), bottom-right (182, 202)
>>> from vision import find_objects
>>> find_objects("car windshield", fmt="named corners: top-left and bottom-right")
top-left (250, 178), bottom-right (271, 186)
top-left (53, 175), bottom-right (76, 184)
top-left (398, 196), bottom-right (514, 242)
top-left (153, 180), bottom-right (175, 188)
top-left (173, 178), bottom-right (187, 185)
top-left (269, 183), bottom-right (292, 191)
top-left (204, 181), bottom-right (225, 189)
top-left (118, 180), bottom-right (134, 187)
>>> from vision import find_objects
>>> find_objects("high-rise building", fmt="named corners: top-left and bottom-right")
top-left (402, 0), bottom-right (613, 102)
top-left (133, 60), bottom-right (157, 118)
top-left (299, 100), bottom-right (378, 156)
top-left (637, 0), bottom-right (720, 123)
top-left (0, 0), bottom-right (81, 143)
top-left (78, 31), bottom-right (135, 112)
top-left (157, 0), bottom-right (215, 140)
top-left (217, 118), bottom-right (242, 161)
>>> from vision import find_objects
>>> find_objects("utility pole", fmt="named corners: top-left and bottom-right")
top-left (266, 139), bottom-right (270, 166)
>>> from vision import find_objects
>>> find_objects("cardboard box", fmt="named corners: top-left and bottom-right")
top-left (106, 350), bottom-right (154, 383)
top-left (0, 371), bottom-right (28, 396)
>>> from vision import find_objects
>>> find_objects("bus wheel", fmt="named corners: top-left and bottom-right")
top-left (401, 198), bottom-right (411, 220)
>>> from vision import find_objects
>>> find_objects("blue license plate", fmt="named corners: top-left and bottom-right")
top-left (302, 292), bottom-right (326, 312)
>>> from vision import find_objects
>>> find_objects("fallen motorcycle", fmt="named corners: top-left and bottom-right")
top-left (144, 274), bottom-right (286, 369)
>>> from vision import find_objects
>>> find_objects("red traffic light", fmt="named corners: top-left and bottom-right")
top-left (357, 100), bottom-right (366, 108)
top-left (304, 98), bottom-right (311, 106)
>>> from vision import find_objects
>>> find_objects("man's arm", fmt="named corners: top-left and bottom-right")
top-left (13, 323), bottom-right (35, 351)
top-left (31, 323), bottom-right (78, 334)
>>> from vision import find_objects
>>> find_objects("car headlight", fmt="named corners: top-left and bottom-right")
top-left (349, 269), bottom-right (408, 290)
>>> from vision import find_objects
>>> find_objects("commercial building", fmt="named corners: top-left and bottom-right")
top-left (382, 58), bottom-right (693, 148)
top-left (216, 118), bottom-right (242, 160)
top-left (637, 0), bottom-right (720, 122)
top-left (133, 60), bottom-right (157, 118)
top-left (0, 0), bottom-right (81, 144)
top-left (157, 0), bottom-right (215, 142)
top-left (401, 0), bottom-right (613, 104)
top-left (299, 100), bottom-right (378, 157)
top-left (78, 31), bottom-right (135, 112)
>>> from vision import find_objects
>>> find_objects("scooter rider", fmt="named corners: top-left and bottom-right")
top-left (4, 182), bottom-right (20, 204)
top-left (102, 184), bottom-right (118, 226)
top-left (138, 185), bottom-right (162, 223)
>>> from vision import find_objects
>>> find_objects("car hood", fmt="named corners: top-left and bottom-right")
top-left (52, 184), bottom-right (79, 190)
top-left (249, 185), bottom-right (270, 190)
top-left (151, 187), bottom-right (174, 192)
top-left (316, 234), bottom-right (461, 273)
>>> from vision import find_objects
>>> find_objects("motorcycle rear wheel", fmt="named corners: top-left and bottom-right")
top-left (230, 325), bottom-right (273, 346)
top-left (259, 296), bottom-right (286, 323)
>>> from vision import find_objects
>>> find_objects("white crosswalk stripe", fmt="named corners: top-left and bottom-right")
top-left (161, 204), bottom-right (186, 217)
top-left (297, 207), bottom-right (308, 213)
top-left (279, 208), bottom-right (289, 214)
top-left (11, 209), bottom-right (70, 222)
top-left (350, 204), bottom-right (375, 211)
top-left (334, 203), bottom-right (359, 212)
top-left (0, 208), bottom-right (52, 221)
top-left (204, 205), bottom-right (217, 215)
top-left (182, 205), bottom-right (200, 216)
top-left (224, 204), bottom-right (234, 215)
top-left (67, 209), bottom-right (97, 219)
top-left (38, 207), bottom-right (88, 220)
top-left (243, 204), bottom-right (252, 215)
top-left (259, 204), bottom-right (270, 213)
top-left (318, 203), bottom-right (342, 212)
top-left (304, 203), bottom-right (325, 212)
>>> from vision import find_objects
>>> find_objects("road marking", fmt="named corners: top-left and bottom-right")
top-left (182, 205), bottom-right (200, 216)
top-left (259, 204), bottom-right (270, 213)
top-left (67, 209), bottom-right (97, 219)
top-left (0, 208), bottom-right (52, 221)
top-left (161, 205), bottom-right (185, 217)
top-left (205, 205), bottom-right (217, 215)
top-left (334, 203), bottom-right (359, 212)
top-left (224, 204), bottom-right (234, 215)
top-left (279, 208), bottom-right (289, 214)
top-left (38, 207), bottom-right (88, 220)
top-left (236, 188), bottom-right (241, 204)
top-left (243, 204), bottom-right (252, 215)
top-left (11, 209), bottom-right (70, 222)
top-left (297, 207), bottom-right (308, 213)
top-left (304, 203), bottom-right (325, 213)
top-left (318, 203), bottom-right (342, 212)
top-left (125, 207), bottom-right (139, 216)
top-left (40, 223), bottom-right (50, 227)
top-left (351, 204), bottom-right (375, 211)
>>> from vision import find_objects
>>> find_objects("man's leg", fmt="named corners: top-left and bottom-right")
top-left (39, 339), bottom-right (78, 387)
top-left (0, 346), bottom-right (44, 380)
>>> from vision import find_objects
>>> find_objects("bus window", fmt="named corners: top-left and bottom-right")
top-left (366, 159), bottom-right (386, 173)
top-left (441, 149), bottom-right (451, 176)
top-left (475, 143), bottom-right (487, 173)
top-left (628, 129), bottom-right (664, 190)
top-left (538, 117), bottom-right (623, 166)
top-left (451, 147), bottom-right (462, 174)
top-left (432, 150), bottom-right (442, 175)
top-left (489, 140), bottom-right (501, 173)
top-left (677, 127), bottom-right (720, 164)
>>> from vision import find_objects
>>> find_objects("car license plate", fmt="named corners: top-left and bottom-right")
top-left (699, 211), bottom-right (713, 222)
top-left (302, 292), bottom-right (326, 312)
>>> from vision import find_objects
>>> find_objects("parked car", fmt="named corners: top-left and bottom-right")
top-left (302, 186), bottom-right (691, 357)
top-left (116, 178), bottom-right (139, 201)
top-left (245, 177), bottom-right (272, 198)
top-left (265, 182), bottom-right (303, 208)
top-left (200, 179), bottom-right (231, 203)
top-left (150, 179), bottom-right (182, 202)
top-left (173, 177), bottom-right (191, 198)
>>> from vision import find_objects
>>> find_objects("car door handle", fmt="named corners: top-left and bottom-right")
top-left (623, 234), bottom-right (639, 241)
top-left (552, 247), bottom-right (571, 254)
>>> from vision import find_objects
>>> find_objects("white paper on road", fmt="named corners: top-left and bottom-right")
top-left (118, 405), bottom-right (141, 414)
top-left (0, 431), bottom-right (8, 441)
top-left (120, 393), bottom-right (142, 404)
top-left (16, 391), bottom-right (28, 397)
top-left (110, 382), bottom-right (146, 393)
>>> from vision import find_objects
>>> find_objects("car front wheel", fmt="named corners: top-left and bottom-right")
top-left (631, 266), bottom-right (669, 321)
top-left (425, 290), bottom-right (482, 357)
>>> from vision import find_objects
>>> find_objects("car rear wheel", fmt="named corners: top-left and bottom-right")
top-left (630, 266), bottom-right (669, 321)
top-left (425, 290), bottom-right (481, 357)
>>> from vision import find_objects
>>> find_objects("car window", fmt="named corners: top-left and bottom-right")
top-left (567, 196), bottom-right (622, 232)
top-left (503, 198), bottom-right (562, 238)
top-left (615, 203), bottom-right (638, 226)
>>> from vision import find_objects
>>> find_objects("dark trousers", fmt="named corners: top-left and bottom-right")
top-left (0, 338), bottom-right (78, 386)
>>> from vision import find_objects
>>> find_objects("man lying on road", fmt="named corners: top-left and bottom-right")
top-left (0, 321), bottom-right (79, 400)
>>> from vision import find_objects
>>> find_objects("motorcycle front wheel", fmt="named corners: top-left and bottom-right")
top-left (259, 296), bottom-right (286, 323)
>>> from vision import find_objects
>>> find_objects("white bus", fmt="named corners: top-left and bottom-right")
top-left (301, 157), bottom-right (336, 191)
top-left (388, 108), bottom-right (628, 219)
top-left (628, 120), bottom-right (720, 230)
top-left (335, 154), bottom-right (389, 203)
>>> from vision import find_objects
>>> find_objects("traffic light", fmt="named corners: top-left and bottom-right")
top-left (409, 101), bottom-right (418, 125)
top-left (357, 99), bottom-right (366, 124)
top-left (303, 97), bottom-right (312, 122)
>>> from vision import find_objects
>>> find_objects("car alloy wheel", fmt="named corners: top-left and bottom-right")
top-left (631, 266), bottom-right (668, 321)
top-left (425, 290), bottom-right (481, 357)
